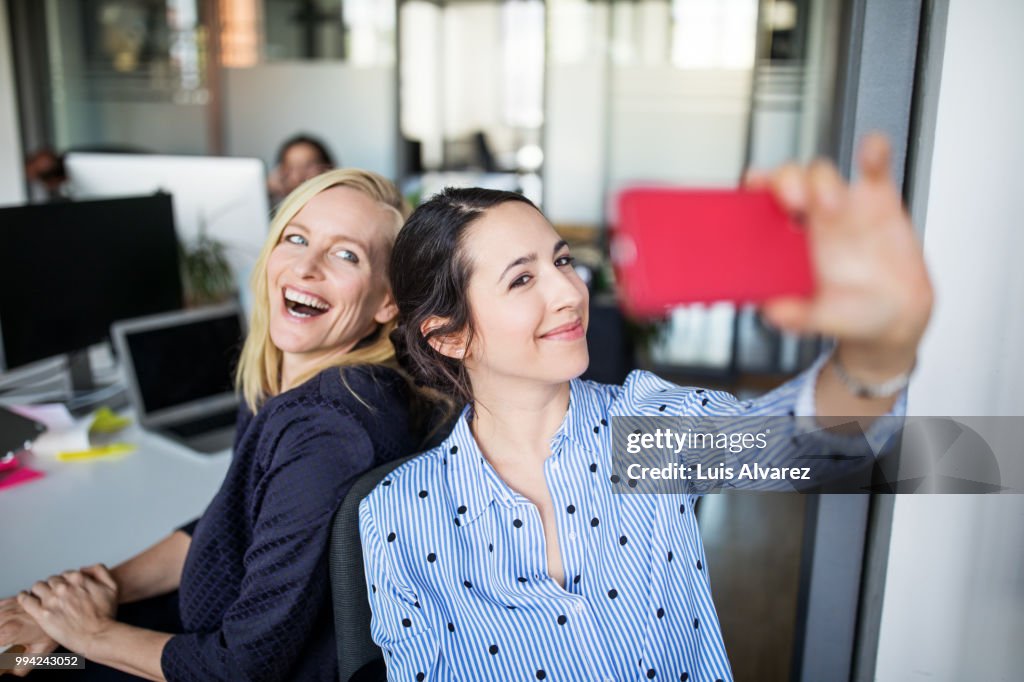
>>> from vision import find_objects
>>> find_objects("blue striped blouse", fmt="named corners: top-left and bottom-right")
top-left (359, 353), bottom-right (905, 681)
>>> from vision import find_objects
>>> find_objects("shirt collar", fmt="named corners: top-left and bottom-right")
top-left (443, 406), bottom-right (495, 528)
top-left (443, 377), bottom-right (609, 528)
top-left (558, 376), bottom-right (606, 455)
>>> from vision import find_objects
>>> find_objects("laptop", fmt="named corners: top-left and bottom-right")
top-left (111, 303), bottom-right (245, 454)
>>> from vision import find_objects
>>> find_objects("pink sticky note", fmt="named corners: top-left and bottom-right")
top-left (0, 467), bottom-right (44, 491)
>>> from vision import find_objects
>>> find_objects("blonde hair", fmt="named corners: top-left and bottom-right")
top-left (235, 168), bottom-right (411, 413)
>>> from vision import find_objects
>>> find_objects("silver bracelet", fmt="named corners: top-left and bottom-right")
top-left (831, 351), bottom-right (915, 399)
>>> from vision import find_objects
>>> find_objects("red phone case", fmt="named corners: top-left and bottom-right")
top-left (611, 187), bottom-right (814, 316)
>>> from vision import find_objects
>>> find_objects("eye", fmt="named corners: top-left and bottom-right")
top-left (509, 273), bottom-right (532, 289)
top-left (332, 249), bottom-right (359, 264)
top-left (284, 233), bottom-right (307, 246)
top-left (555, 254), bottom-right (575, 267)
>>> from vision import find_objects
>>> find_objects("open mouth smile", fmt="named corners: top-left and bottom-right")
top-left (283, 286), bottom-right (331, 318)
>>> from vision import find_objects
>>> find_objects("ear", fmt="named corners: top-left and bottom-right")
top-left (420, 316), bottom-right (468, 360)
top-left (373, 291), bottom-right (398, 325)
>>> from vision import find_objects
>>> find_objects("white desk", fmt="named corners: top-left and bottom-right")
top-left (0, 421), bottom-right (231, 596)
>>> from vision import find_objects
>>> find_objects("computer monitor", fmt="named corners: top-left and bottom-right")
top-left (64, 153), bottom-right (271, 306)
top-left (0, 194), bottom-right (184, 375)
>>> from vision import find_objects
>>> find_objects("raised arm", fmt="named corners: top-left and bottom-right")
top-left (751, 134), bottom-right (933, 423)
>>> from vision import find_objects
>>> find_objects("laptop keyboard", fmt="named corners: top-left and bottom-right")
top-left (163, 408), bottom-right (238, 438)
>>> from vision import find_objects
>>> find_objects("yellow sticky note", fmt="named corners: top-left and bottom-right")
top-left (56, 443), bottom-right (136, 461)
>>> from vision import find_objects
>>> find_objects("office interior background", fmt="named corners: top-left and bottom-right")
top-left (0, 0), bottom-right (1021, 680)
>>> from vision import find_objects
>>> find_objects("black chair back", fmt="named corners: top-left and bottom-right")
top-left (330, 456), bottom-right (414, 682)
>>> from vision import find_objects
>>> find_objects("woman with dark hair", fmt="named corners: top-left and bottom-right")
top-left (358, 135), bottom-right (933, 681)
top-left (268, 134), bottom-right (337, 204)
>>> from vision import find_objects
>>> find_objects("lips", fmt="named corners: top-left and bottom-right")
top-left (541, 319), bottom-right (584, 340)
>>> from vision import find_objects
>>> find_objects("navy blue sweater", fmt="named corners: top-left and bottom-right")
top-left (160, 365), bottom-right (420, 682)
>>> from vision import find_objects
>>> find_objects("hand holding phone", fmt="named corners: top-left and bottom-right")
top-left (611, 188), bottom-right (814, 316)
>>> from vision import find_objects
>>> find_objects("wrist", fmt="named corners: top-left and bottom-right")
top-left (830, 345), bottom-right (915, 400)
top-left (80, 618), bottom-right (120, 659)
top-left (834, 341), bottom-right (917, 384)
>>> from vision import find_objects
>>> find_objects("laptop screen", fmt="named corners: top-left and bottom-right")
top-left (123, 311), bottom-right (244, 414)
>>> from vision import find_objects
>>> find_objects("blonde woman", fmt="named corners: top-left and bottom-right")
top-left (4, 170), bottom-right (425, 681)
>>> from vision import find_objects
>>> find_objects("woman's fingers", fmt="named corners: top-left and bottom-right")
top-left (857, 132), bottom-right (892, 184)
top-left (80, 564), bottom-right (117, 592)
top-left (769, 163), bottom-right (809, 215)
top-left (741, 168), bottom-right (771, 190)
top-left (807, 159), bottom-right (847, 220)
top-left (756, 133), bottom-right (931, 348)
top-left (61, 571), bottom-right (86, 588)
top-left (44, 576), bottom-right (72, 597)
top-left (29, 581), bottom-right (53, 601)
top-left (15, 592), bottom-right (40, 613)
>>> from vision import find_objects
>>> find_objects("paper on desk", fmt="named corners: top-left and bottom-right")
top-left (7, 403), bottom-right (74, 430)
top-left (7, 403), bottom-right (89, 457)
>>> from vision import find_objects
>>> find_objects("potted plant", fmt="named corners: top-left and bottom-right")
top-left (179, 232), bottom-right (235, 307)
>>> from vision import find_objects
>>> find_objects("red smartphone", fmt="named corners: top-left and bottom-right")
top-left (610, 187), bottom-right (815, 317)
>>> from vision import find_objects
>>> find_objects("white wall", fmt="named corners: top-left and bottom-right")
top-left (545, 65), bottom-right (754, 225)
top-left (875, 0), bottom-right (1024, 679)
top-left (0, 0), bottom-right (25, 205)
top-left (607, 67), bottom-right (751, 189)
top-left (544, 62), bottom-right (609, 225)
top-left (80, 101), bottom-right (209, 155)
top-left (542, 0), bottom-right (610, 226)
top-left (222, 63), bottom-right (396, 179)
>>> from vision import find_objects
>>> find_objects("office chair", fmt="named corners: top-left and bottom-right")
top-left (329, 455), bottom-right (415, 682)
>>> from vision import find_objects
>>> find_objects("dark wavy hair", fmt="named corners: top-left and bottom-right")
top-left (275, 133), bottom-right (336, 167)
top-left (389, 187), bottom-right (537, 406)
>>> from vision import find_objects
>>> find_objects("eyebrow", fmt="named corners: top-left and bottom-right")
top-left (498, 239), bottom-right (569, 283)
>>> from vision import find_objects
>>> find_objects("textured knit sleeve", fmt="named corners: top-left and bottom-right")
top-left (359, 498), bottom-right (442, 682)
top-left (175, 405), bottom-right (253, 539)
top-left (161, 399), bottom-right (374, 682)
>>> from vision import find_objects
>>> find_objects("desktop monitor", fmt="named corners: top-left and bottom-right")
top-left (64, 153), bottom-right (271, 306)
top-left (0, 194), bottom-right (184, 371)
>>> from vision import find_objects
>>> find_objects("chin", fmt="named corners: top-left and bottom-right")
top-left (551, 348), bottom-right (591, 382)
top-left (268, 327), bottom-right (311, 355)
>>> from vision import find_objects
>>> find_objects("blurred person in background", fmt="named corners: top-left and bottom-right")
top-left (268, 134), bottom-right (336, 206)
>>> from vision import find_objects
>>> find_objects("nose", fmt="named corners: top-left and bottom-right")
top-left (291, 247), bottom-right (323, 279)
top-left (544, 262), bottom-right (586, 313)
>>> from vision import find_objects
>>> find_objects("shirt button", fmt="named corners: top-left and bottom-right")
top-left (568, 531), bottom-right (577, 541)
top-left (550, 461), bottom-right (560, 470)
top-left (574, 602), bottom-right (586, 614)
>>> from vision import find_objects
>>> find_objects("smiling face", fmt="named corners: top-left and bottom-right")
top-left (460, 201), bottom-right (590, 390)
top-left (266, 185), bottom-right (398, 381)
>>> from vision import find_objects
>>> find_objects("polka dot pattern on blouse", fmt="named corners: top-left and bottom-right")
top-left (360, 356), bottom-right (906, 681)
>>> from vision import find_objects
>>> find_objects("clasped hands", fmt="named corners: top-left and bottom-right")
top-left (0, 565), bottom-right (118, 676)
